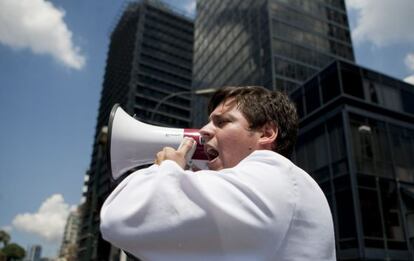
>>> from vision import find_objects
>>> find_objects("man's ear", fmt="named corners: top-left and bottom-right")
top-left (258, 123), bottom-right (278, 148)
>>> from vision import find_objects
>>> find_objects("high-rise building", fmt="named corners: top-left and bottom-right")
top-left (291, 60), bottom-right (414, 260)
top-left (192, 0), bottom-right (354, 126)
top-left (77, 1), bottom-right (193, 260)
top-left (59, 209), bottom-right (80, 261)
top-left (27, 245), bottom-right (41, 261)
top-left (192, 0), bottom-right (414, 260)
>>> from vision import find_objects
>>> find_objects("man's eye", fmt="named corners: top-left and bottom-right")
top-left (216, 119), bottom-right (229, 127)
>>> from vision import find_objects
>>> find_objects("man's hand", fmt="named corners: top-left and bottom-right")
top-left (154, 138), bottom-right (195, 169)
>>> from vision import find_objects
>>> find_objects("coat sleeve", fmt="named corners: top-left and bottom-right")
top-left (100, 157), bottom-right (297, 260)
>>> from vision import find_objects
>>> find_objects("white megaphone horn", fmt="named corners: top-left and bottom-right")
top-left (108, 104), bottom-right (208, 180)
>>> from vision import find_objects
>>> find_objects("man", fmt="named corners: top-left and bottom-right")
top-left (100, 86), bottom-right (336, 260)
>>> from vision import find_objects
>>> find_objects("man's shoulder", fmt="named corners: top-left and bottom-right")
top-left (241, 150), bottom-right (296, 169)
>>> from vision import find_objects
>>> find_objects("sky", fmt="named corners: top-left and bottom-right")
top-left (0, 0), bottom-right (413, 258)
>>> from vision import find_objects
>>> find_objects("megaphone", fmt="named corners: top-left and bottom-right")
top-left (108, 104), bottom-right (208, 180)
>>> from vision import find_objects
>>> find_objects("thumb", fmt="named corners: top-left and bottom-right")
top-left (178, 137), bottom-right (195, 156)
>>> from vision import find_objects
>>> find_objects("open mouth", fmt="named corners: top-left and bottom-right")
top-left (206, 147), bottom-right (219, 162)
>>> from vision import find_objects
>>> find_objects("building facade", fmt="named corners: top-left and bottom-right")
top-left (59, 209), bottom-right (80, 261)
top-left (27, 245), bottom-right (41, 261)
top-left (77, 1), bottom-right (193, 260)
top-left (192, 0), bottom-right (414, 260)
top-left (291, 60), bottom-right (414, 260)
top-left (192, 0), bottom-right (354, 126)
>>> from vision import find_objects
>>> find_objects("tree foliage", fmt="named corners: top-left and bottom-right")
top-left (0, 231), bottom-right (10, 247)
top-left (0, 231), bottom-right (25, 261)
top-left (2, 243), bottom-right (25, 260)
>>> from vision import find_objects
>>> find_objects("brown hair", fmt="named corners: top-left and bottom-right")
top-left (208, 86), bottom-right (298, 158)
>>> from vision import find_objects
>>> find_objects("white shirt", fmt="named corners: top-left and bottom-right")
top-left (100, 150), bottom-right (336, 261)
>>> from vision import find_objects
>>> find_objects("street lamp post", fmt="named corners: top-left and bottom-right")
top-left (149, 88), bottom-right (217, 123)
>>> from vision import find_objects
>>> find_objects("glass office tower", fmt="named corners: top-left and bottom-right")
top-left (291, 60), bottom-right (414, 260)
top-left (192, 0), bottom-right (354, 126)
top-left (77, 1), bottom-right (193, 260)
top-left (192, 0), bottom-right (414, 260)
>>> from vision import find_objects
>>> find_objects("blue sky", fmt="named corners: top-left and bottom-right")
top-left (0, 0), bottom-right (413, 258)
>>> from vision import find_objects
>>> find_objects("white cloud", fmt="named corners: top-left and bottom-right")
top-left (404, 75), bottom-right (414, 85)
top-left (404, 53), bottom-right (414, 71)
top-left (403, 53), bottom-right (414, 85)
top-left (346, 0), bottom-right (414, 46)
top-left (12, 194), bottom-right (74, 242)
top-left (183, 0), bottom-right (196, 15)
top-left (0, 0), bottom-right (86, 69)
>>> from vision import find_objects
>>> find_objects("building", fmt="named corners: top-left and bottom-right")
top-left (291, 60), bottom-right (414, 260)
top-left (77, 0), bottom-right (194, 260)
top-left (192, 0), bottom-right (354, 126)
top-left (192, 0), bottom-right (414, 260)
top-left (58, 209), bottom-right (80, 261)
top-left (27, 245), bottom-right (41, 261)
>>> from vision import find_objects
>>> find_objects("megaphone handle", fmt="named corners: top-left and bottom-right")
top-left (178, 138), bottom-right (197, 167)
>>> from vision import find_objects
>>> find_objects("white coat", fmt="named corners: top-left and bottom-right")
top-left (100, 150), bottom-right (336, 261)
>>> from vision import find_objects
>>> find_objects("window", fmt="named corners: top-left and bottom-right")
top-left (379, 180), bottom-right (407, 250)
top-left (390, 125), bottom-right (414, 183)
top-left (359, 187), bottom-right (384, 247)
top-left (327, 116), bottom-right (348, 177)
top-left (290, 88), bottom-right (304, 119)
top-left (304, 78), bottom-right (321, 114)
top-left (350, 115), bottom-right (393, 178)
top-left (401, 89), bottom-right (414, 114)
top-left (334, 175), bottom-right (358, 249)
top-left (377, 84), bottom-right (402, 111)
top-left (341, 63), bottom-right (364, 99)
top-left (363, 81), bottom-right (379, 104)
top-left (302, 125), bottom-right (330, 181)
top-left (320, 63), bottom-right (340, 103)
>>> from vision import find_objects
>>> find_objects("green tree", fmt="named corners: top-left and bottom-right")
top-left (0, 250), bottom-right (6, 261)
top-left (0, 231), bottom-right (10, 247)
top-left (1, 243), bottom-right (25, 261)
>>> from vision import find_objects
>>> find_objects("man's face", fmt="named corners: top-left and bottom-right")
top-left (199, 99), bottom-right (262, 170)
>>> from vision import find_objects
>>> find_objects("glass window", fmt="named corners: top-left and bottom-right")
top-left (401, 89), bottom-right (414, 114)
top-left (341, 63), bottom-right (364, 99)
top-left (359, 187), bottom-right (385, 248)
top-left (400, 185), bottom-right (414, 245)
top-left (304, 125), bottom-right (329, 181)
top-left (304, 78), bottom-right (321, 114)
top-left (320, 63), bottom-right (340, 103)
top-left (327, 115), bottom-right (348, 177)
top-left (294, 135), bottom-right (307, 170)
top-left (290, 88), bottom-right (304, 119)
top-left (390, 125), bottom-right (414, 183)
top-left (376, 84), bottom-right (402, 111)
top-left (379, 180), bottom-right (407, 250)
top-left (334, 175), bottom-right (358, 249)
top-left (349, 115), bottom-right (393, 178)
top-left (363, 80), bottom-right (379, 104)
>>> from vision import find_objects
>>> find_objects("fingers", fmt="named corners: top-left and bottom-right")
top-left (154, 151), bottom-right (164, 165)
top-left (154, 138), bottom-right (195, 169)
top-left (177, 137), bottom-right (195, 155)
top-left (154, 147), bottom-right (175, 165)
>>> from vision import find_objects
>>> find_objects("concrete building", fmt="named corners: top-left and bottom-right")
top-left (77, 1), bottom-right (193, 260)
top-left (27, 245), bottom-right (41, 261)
top-left (58, 209), bottom-right (80, 261)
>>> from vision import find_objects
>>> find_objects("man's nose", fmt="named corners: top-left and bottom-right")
top-left (199, 122), bottom-right (213, 141)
